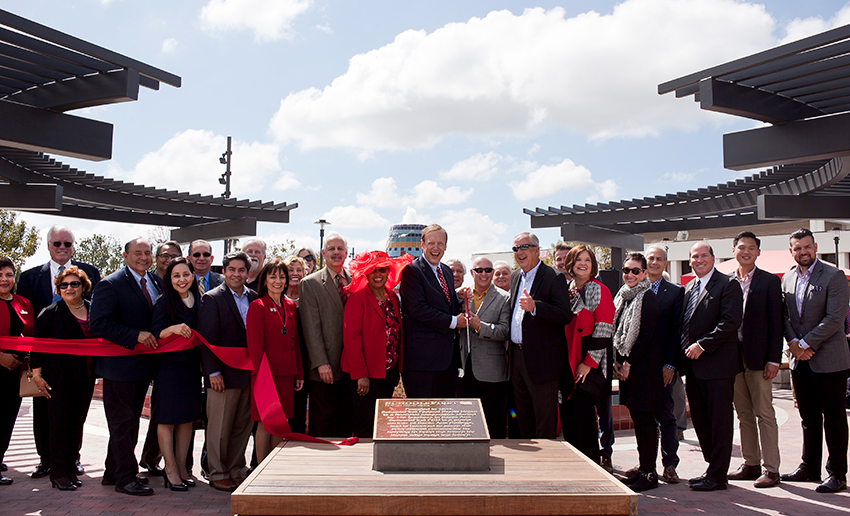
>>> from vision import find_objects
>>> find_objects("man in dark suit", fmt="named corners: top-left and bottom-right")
top-left (198, 252), bottom-right (256, 492)
top-left (681, 241), bottom-right (743, 492)
top-left (90, 237), bottom-right (161, 496)
top-left (780, 228), bottom-right (850, 493)
top-left (725, 232), bottom-right (783, 488)
top-left (644, 244), bottom-right (684, 484)
top-left (17, 225), bottom-right (100, 479)
top-left (189, 239), bottom-right (223, 295)
top-left (400, 224), bottom-right (466, 398)
top-left (509, 232), bottom-right (571, 439)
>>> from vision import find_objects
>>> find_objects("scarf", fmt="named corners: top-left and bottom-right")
top-left (612, 278), bottom-right (651, 358)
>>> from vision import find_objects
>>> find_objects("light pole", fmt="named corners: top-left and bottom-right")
top-left (315, 219), bottom-right (330, 269)
top-left (220, 136), bottom-right (233, 253)
top-left (833, 227), bottom-right (841, 266)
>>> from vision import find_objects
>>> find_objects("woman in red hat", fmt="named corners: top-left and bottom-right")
top-left (342, 251), bottom-right (413, 438)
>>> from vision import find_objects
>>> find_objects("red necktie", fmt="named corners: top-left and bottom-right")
top-left (140, 277), bottom-right (154, 311)
top-left (336, 274), bottom-right (348, 306)
top-left (437, 268), bottom-right (451, 303)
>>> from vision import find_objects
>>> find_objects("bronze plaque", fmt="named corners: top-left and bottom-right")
top-left (373, 398), bottom-right (490, 441)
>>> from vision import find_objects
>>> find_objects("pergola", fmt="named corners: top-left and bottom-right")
top-left (0, 9), bottom-right (296, 242)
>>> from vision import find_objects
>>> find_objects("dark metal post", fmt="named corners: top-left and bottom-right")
top-left (220, 136), bottom-right (233, 253)
top-left (833, 227), bottom-right (841, 265)
top-left (315, 219), bottom-right (329, 269)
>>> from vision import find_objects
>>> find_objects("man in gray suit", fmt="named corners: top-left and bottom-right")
top-left (780, 228), bottom-right (850, 493)
top-left (300, 232), bottom-right (354, 438)
top-left (459, 256), bottom-right (511, 438)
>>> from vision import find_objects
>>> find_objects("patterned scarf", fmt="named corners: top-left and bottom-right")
top-left (612, 278), bottom-right (651, 358)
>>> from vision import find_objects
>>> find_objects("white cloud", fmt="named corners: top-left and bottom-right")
top-left (270, 0), bottom-right (774, 152)
top-left (657, 171), bottom-right (698, 184)
top-left (161, 38), bottom-right (178, 53)
top-left (272, 171), bottom-right (301, 191)
top-left (509, 158), bottom-right (617, 202)
top-left (439, 152), bottom-right (502, 181)
top-left (527, 143), bottom-right (540, 156)
top-left (316, 23), bottom-right (333, 34)
top-left (780, 4), bottom-right (850, 44)
top-left (356, 177), bottom-right (472, 208)
top-left (106, 129), bottom-right (283, 197)
top-left (438, 208), bottom-right (509, 266)
top-left (200, 0), bottom-right (312, 42)
top-left (99, 0), bottom-right (120, 5)
top-left (402, 206), bottom-right (419, 223)
top-left (319, 206), bottom-right (389, 229)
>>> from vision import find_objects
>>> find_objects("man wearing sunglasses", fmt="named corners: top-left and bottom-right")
top-left (17, 225), bottom-right (101, 480)
top-left (188, 240), bottom-right (222, 295)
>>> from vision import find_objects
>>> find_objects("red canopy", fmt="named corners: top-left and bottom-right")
top-left (679, 250), bottom-right (850, 285)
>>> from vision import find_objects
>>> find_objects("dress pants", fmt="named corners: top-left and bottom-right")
top-left (48, 380), bottom-right (94, 481)
top-left (733, 366), bottom-right (780, 473)
top-left (139, 382), bottom-right (162, 468)
top-left (654, 379), bottom-right (680, 468)
top-left (351, 369), bottom-right (400, 438)
top-left (102, 378), bottom-right (149, 487)
top-left (308, 375), bottom-right (354, 438)
top-left (686, 375), bottom-right (735, 484)
top-left (632, 410), bottom-right (659, 472)
top-left (33, 396), bottom-right (51, 466)
top-left (595, 394), bottom-right (614, 459)
top-left (205, 385), bottom-right (252, 482)
top-left (792, 361), bottom-right (849, 480)
top-left (459, 359), bottom-right (509, 439)
top-left (561, 387), bottom-right (599, 460)
top-left (512, 346), bottom-right (559, 439)
top-left (671, 374), bottom-right (688, 432)
top-left (0, 366), bottom-right (21, 463)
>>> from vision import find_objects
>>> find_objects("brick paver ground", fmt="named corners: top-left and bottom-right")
top-left (1, 388), bottom-right (848, 515)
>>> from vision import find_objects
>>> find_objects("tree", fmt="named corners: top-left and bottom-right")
top-left (267, 239), bottom-right (296, 260)
top-left (0, 210), bottom-right (39, 269)
top-left (75, 234), bottom-right (124, 276)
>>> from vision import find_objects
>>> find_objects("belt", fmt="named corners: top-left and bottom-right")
top-left (512, 341), bottom-right (522, 350)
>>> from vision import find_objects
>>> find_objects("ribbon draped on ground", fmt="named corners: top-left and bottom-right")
top-left (0, 332), bottom-right (357, 446)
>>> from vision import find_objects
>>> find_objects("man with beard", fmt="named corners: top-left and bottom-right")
top-left (241, 238), bottom-right (266, 292)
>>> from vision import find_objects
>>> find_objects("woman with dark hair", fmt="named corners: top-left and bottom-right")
top-left (150, 257), bottom-right (201, 491)
top-left (612, 253), bottom-right (660, 491)
top-left (341, 251), bottom-right (411, 438)
top-left (560, 245), bottom-right (615, 463)
top-left (0, 257), bottom-right (34, 486)
top-left (247, 259), bottom-right (303, 462)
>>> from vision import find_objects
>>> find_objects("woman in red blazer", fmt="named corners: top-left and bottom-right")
top-left (342, 251), bottom-right (412, 438)
top-left (247, 259), bottom-right (303, 462)
top-left (0, 256), bottom-right (34, 485)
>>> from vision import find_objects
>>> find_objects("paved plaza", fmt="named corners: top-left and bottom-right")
top-left (1, 388), bottom-right (848, 515)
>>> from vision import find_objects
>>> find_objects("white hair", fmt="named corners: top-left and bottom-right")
top-left (46, 225), bottom-right (74, 244)
top-left (242, 237), bottom-right (266, 253)
top-left (646, 243), bottom-right (668, 261)
top-left (446, 258), bottom-right (466, 274)
top-left (323, 232), bottom-right (347, 251)
top-left (492, 260), bottom-right (511, 270)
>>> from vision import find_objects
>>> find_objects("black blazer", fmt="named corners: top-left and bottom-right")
top-left (151, 291), bottom-right (201, 364)
top-left (400, 256), bottom-right (461, 372)
top-left (31, 300), bottom-right (93, 386)
top-left (682, 270), bottom-right (743, 380)
top-left (509, 262), bottom-right (572, 384)
top-left (17, 260), bottom-right (101, 318)
top-left (654, 278), bottom-right (684, 371)
top-left (197, 282), bottom-right (257, 389)
top-left (617, 292), bottom-right (659, 412)
top-left (90, 266), bottom-right (161, 382)
top-left (736, 267), bottom-right (784, 370)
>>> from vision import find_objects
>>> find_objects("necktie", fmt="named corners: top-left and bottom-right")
top-left (680, 279), bottom-right (700, 350)
top-left (52, 264), bottom-right (65, 303)
top-left (140, 277), bottom-right (154, 311)
top-left (198, 276), bottom-right (206, 295)
top-left (437, 268), bottom-right (451, 303)
top-left (336, 273), bottom-right (348, 306)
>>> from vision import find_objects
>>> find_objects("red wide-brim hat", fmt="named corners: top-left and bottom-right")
top-left (345, 251), bottom-right (414, 294)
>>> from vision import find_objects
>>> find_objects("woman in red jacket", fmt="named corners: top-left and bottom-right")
top-left (341, 251), bottom-right (412, 438)
top-left (247, 259), bottom-right (303, 462)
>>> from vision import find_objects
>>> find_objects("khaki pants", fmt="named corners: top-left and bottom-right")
top-left (205, 385), bottom-right (252, 481)
top-left (733, 367), bottom-right (780, 473)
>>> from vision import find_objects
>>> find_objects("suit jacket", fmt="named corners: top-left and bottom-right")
top-left (17, 260), bottom-right (101, 318)
top-left (736, 267), bottom-right (784, 370)
top-left (198, 282), bottom-right (257, 389)
top-left (653, 278), bottom-right (684, 371)
top-left (617, 291), bottom-right (659, 412)
top-left (509, 262), bottom-right (572, 384)
top-left (782, 259), bottom-right (850, 373)
top-left (681, 269), bottom-right (743, 380)
top-left (90, 266), bottom-right (161, 382)
top-left (459, 286), bottom-right (511, 383)
top-left (31, 299), bottom-right (92, 386)
top-left (247, 295), bottom-right (302, 380)
top-left (399, 256), bottom-right (461, 372)
top-left (341, 286), bottom-right (402, 380)
top-left (299, 266), bottom-right (351, 381)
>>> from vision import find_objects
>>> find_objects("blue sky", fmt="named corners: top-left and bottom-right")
top-left (10, 0), bottom-right (850, 270)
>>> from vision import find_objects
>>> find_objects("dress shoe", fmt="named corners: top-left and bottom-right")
top-left (31, 463), bottom-right (50, 479)
top-left (0, 463), bottom-right (7, 471)
top-left (68, 474), bottom-right (82, 487)
top-left (727, 463), bottom-right (761, 481)
top-left (690, 478), bottom-right (727, 491)
top-left (631, 471), bottom-right (659, 492)
top-left (182, 477), bottom-right (195, 487)
top-left (139, 462), bottom-right (164, 477)
top-left (754, 471), bottom-right (780, 488)
top-left (781, 466), bottom-right (821, 483)
top-left (677, 431), bottom-right (685, 441)
top-left (50, 477), bottom-right (77, 491)
top-left (816, 476), bottom-right (847, 493)
top-left (623, 464), bottom-right (640, 477)
top-left (210, 479), bottom-right (236, 492)
top-left (115, 479), bottom-right (154, 496)
top-left (164, 476), bottom-right (188, 492)
top-left (75, 460), bottom-right (85, 475)
top-left (621, 471), bottom-right (641, 486)
top-left (662, 465), bottom-right (679, 484)
top-left (231, 476), bottom-right (245, 486)
top-left (688, 473), bottom-right (707, 485)
top-left (0, 474), bottom-right (12, 485)
top-left (600, 456), bottom-right (613, 473)
top-left (102, 475), bottom-right (149, 486)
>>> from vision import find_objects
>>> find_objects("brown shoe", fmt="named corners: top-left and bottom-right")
top-left (754, 471), bottom-right (780, 488)
top-left (727, 463), bottom-right (761, 481)
top-left (600, 456), bottom-right (613, 473)
top-left (210, 479), bottom-right (236, 492)
top-left (231, 476), bottom-right (244, 486)
top-left (662, 465), bottom-right (680, 483)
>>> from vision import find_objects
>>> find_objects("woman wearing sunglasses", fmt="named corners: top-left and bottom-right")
top-left (31, 266), bottom-right (94, 491)
top-left (612, 253), bottom-right (660, 491)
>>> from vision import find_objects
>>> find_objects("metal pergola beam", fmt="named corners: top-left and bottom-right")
top-left (8, 69), bottom-right (140, 112)
top-left (560, 223), bottom-right (644, 250)
top-left (170, 218), bottom-right (258, 244)
top-left (0, 183), bottom-right (61, 210)
top-left (758, 194), bottom-right (850, 219)
top-left (699, 77), bottom-right (824, 124)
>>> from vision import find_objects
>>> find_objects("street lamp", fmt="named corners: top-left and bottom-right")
top-left (315, 219), bottom-right (330, 269)
top-left (220, 136), bottom-right (233, 253)
top-left (833, 227), bottom-right (841, 266)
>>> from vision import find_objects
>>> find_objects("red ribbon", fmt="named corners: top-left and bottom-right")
top-left (0, 332), bottom-right (357, 446)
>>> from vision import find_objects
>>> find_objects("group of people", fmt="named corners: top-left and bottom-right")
top-left (0, 223), bottom-right (847, 498)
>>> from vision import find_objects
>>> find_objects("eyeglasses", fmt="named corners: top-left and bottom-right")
top-left (52, 241), bottom-right (73, 248)
top-left (621, 267), bottom-right (644, 275)
top-left (157, 253), bottom-right (180, 260)
top-left (192, 252), bottom-right (211, 258)
top-left (512, 244), bottom-right (538, 252)
top-left (472, 267), bottom-right (493, 274)
top-left (300, 254), bottom-right (315, 262)
top-left (58, 281), bottom-right (82, 290)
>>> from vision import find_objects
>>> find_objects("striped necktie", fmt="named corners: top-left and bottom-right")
top-left (52, 264), bottom-right (65, 303)
top-left (680, 279), bottom-right (700, 350)
top-left (198, 276), bottom-right (206, 295)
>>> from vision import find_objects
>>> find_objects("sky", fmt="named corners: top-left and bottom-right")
top-left (8, 0), bottom-right (850, 273)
